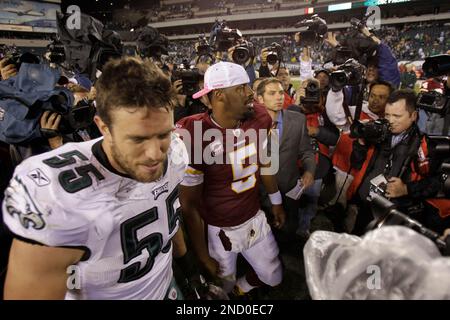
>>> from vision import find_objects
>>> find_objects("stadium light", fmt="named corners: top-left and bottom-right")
top-left (328, 2), bottom-right (352, 12)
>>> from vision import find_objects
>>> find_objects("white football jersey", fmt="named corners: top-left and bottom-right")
top-left (2, 135), bottom-right (188, 300)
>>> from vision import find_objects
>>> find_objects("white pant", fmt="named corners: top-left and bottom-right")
top-left (207, 210), bottom-right (282, 287)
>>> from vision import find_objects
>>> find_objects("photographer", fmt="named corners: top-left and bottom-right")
top-left (324, 24), bottom-right (400, 129)
top-left (348, 90), bottom-right (441, 235)
top-left (331, 80), bottom-right (394, 173)
top-left (209, 21), bottom-right (257, 85)
top-left (259, 44), bottom-right (310, 108)
top-left (173, 61), bottom-right (211, 123)
top-left (359, 26), bottom-right (400, 88)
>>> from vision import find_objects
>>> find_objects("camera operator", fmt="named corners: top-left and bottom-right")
top-left (259, 45), bottom-right (312, 108)
top-left (209, 21), bottom-right (257, 85)
top-left (348, 89), bottom-right (441, 235)
top-left (332, 80), bottom-right (393, 166)
top-left (358, 26), bottom-right (400, 89)
top-left (172, 60), bottom-right (211, 123)
top-left (324, 24), bottom-right (400, 130)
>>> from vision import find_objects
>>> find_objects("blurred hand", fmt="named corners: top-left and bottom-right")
top-left (0, 58), bottom-right (17, 80)
top-left (386, 177), bottom-right (408, 198)
top-left (301, 172), bottom-right (315, 190)
top-left (260, 47), bottom-right (269, 66)
top-left (295, 81), bottom-right (306, 105)
top-left (200, 255), bottom-right (221, 280)
top-left (294, 32), bottom-right (301, 46)
top-left (440, 229), bottom-right (450, 241)
top-left (173, 79), bottom-right (183, 94)
top-left (360, 26), bottom-right (371, 37)
top-left (324, 32), bottom-right (339, 48)
top-left (307, 126), bottom-right (319, 137)
top-left (173, 79), bottom-right (187, 106)
top-left (40, 111), bottom-right (63, 149)
top-left (40, 111), bottom-right (61, 131)
top-left (272, 204), bottom-right (286, 229)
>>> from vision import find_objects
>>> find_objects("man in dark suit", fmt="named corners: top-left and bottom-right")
top-left (256, 78), bottom-right (316, 240)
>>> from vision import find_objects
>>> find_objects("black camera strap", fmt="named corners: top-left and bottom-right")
top-left (397, 128), bottom-right (422, 180)
top-left (341, 89), bottom-right (353, 124)
top-left (353, 81), bottom-right (366, 122)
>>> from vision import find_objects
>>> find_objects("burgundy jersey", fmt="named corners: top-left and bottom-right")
top-left (177, 104), bottom-right (272, 227)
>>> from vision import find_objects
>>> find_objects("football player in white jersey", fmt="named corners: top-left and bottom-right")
top-left (2, 57), bottom-right (189, 299)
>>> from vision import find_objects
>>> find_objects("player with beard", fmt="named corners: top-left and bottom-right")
top-left (2, 57), bottom-right (190, 299)
top-left (177, 62), bottom-right (286, 297)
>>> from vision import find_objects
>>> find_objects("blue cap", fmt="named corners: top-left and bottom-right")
top-left (74, 74), bottom-right (92, 91)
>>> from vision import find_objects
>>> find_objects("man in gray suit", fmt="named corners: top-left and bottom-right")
top-left (256, 78), bottom-right (316, 240)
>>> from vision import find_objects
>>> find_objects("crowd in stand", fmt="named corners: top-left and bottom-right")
top-left (163, 22), bottom-right (450, 70)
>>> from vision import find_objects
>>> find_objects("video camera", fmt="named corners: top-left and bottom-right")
top-left (350, 9), bottom-right (377, 31)
top-left (210, 21), bottom-right (242, 52)
top-left (368, 193), bottom-right (449, 255)
top-left (232, 40), bottom-right (255, 65)
top-left (41, 96), bottom-right (96, 137)
top-left (301, 80), bottom-right (321, 106)
top-left (417, 91), bottom-right (449, 116)
top-left (264, 42), bottom-right (283, 65)
top-left (56, 11), bottom-right (123, 80)
top-left (329, 11), bottom-right (379, 66)
top-left (422, 54), bottom-right (450, 78)
top-left (172, 61), bottom-right (204, 96)
top-left (295, 14), bottom-right (328, 47)
top-left (330, 59), bottom-right (366, 91)
top-left (196, 34), bottom-right (212, 57)
top-left (428, 136), bottom-right (450, 198)
top-left (137, 26), bottom-right (169, 59)
top-left (350, 118), bottom-right (390, 145)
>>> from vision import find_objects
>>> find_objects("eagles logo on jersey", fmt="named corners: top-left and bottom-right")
top-left (4, 177), bottom-right (46, 230)
top-left (2, 134), bottom-right (189, 300)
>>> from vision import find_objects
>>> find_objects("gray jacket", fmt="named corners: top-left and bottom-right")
top-left (275, 110), bottom-right (316, 194)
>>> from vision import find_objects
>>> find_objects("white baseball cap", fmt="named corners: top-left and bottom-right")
top-left (192, 61), bottom-right (250, 99)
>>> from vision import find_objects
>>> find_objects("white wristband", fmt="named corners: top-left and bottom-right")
top-left (269, 191), bottom-right (282, 205)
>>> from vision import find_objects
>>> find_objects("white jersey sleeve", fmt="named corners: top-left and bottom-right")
top-left (2, 142), bottom-right (104, 249)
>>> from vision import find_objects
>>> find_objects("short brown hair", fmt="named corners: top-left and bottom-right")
top-left (256, 78), bottom-right (283, 97)
top-left (387, 89), bottom-right (417, 114)
top-left (95, 56), bottom-right (177, 127)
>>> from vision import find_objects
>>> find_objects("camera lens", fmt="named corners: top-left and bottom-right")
top-left (330, 71), bottom-right (348, 91)
top-left (306, 81), bottom-right (319, 92)
top-left (267, 52), bottom-right (278, 65)
top-left (232, 47), bottom-right (249, 65)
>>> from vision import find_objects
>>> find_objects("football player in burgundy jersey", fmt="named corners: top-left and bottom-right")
top-left (177, 62), bottom-right (286, 296)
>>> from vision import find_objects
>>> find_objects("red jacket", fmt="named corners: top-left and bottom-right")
top-left (332, 111), bottom-right (373, 173)
top-left (347, 135), bottom-right (430, 200)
